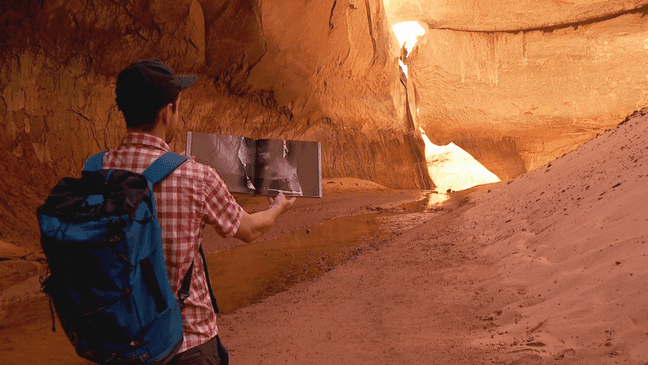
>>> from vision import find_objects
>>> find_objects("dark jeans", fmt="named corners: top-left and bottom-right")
top-left (168, 335), bottom-right (229, 365)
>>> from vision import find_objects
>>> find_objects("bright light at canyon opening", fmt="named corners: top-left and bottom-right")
top-left (392, 21), bottom-right (425, 75)
top-left (391, 19), bottom-right (499, 192)
top-left (392, 21), bottom-right (425, 53)
top-left (419, 128), bottom-right (501, 192)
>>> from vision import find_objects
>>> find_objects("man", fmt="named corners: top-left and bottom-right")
top-left (102, 59), bottom-right (295, 364)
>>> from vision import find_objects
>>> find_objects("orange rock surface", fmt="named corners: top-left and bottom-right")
top-left (390, 1), bottom-right (648, 178)
top-left (0, 0), bottom-right (432, 250)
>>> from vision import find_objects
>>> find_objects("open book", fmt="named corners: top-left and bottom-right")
top-left (186, 132), bottom-right (323, 198)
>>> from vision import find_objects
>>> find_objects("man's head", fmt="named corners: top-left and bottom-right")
top-left (115, 59), bottom-right (198, 142)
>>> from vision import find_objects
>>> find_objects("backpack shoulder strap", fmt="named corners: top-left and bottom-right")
top-left (199, 245), bottom-right (220, 314)
top-left (143, 152), bottom-right (188, 184)
top-left (83, 151), bottom-right (107, 172)
top-left (178, 245), bottom-right (219, 314)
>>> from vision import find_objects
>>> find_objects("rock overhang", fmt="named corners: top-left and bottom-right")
top-left (386, 0), bottom-right (648, 178)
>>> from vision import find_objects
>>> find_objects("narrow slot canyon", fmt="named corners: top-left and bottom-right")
top-left (3, 1), bottom-right (648, 364)
top-left (394, 20), bottom-right (502, 193)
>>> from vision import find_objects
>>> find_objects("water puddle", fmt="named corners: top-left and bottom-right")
top-left (402, 190), bottom-right (450, 211)
top-left (207, 191), bottom-right (449, 314)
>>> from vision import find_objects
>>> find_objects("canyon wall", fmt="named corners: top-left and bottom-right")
top-left (5, 0), bottom-right (646, 249)
top-left (0, 0), bottom-right (431, 250)
top-left (393, 0), bottom-right (648, 178)
top-left (386, 0), bottom-right (648, 31)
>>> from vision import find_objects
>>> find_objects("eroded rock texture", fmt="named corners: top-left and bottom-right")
top-left (394, 0), bottom-right (648, 178)
top-left (0, 0), bottom-right (434, 249)
top-left (386, 0), bottom-right (648, 31)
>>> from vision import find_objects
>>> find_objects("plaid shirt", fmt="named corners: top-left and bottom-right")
top-left (101, 133), bottom-right (243, 353)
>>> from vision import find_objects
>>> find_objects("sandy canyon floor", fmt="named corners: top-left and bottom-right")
top-left (2, 111), bottom-right (648, 364)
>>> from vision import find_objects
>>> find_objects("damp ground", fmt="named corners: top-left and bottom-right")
top-left (207, 190), bottom-right (449, 314)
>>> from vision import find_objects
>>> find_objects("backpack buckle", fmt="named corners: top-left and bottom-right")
top-left (178, 293), bottom-right (189, 311)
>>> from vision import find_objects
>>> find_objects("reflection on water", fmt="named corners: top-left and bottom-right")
top-left (207, 213), bottom-right (389, 314)
top-left (414, 190), bottom-right (450, 210)
top-left (207, 194), bottom-right (448, 314)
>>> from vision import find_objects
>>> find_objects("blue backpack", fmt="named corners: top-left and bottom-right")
top-left (38, 151), bottom-right (190, 364)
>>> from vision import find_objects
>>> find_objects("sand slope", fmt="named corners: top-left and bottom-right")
top-left (219, 110), bottom-right (648, 364)
top-left (464, 108), bottom-right (648, 362)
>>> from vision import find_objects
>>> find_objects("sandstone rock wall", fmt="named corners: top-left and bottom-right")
top-left (245, 0), bottom-right (431, 188)
top-left (403, 2), bottom-right (648, 176)
top-left (0, 0), bottom-right (431, 250)
top-left (386, 0), bottom-right (648, 31)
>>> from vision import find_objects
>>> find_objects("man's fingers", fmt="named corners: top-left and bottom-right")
top-left (284, 197), bottom-right (296, 211)
top-left (267, 193), bottom-right (296, 212)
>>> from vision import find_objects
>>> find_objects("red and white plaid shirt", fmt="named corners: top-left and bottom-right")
top-left (101, 133), bottom-right (243, 353)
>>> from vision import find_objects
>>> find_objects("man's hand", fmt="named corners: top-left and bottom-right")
top-left (267, 192), bottom-right (296, 213)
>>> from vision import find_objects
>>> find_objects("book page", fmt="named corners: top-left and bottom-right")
top-left (255, 139), bottom-right (322, 198)
top-left (187, 132), bottom-right (257, 195)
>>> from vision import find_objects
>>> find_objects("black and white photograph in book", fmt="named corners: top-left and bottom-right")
top-left (186, 132), bottom-right (323, 198)
top-left (186, 133), bottom-right (257, 195)
top-left (255, 139), bottom-right (305, 196)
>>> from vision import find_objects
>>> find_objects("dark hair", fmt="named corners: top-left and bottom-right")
top-left (116, 102), bottom-right (161, 130)
top-left (116, 92), bottom-right (179, 130)
top-left (115, 59), bottom-right (197, 129)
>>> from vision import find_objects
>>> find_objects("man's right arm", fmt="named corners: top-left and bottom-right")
top-left (233, 192), bottom-right (295, 243)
